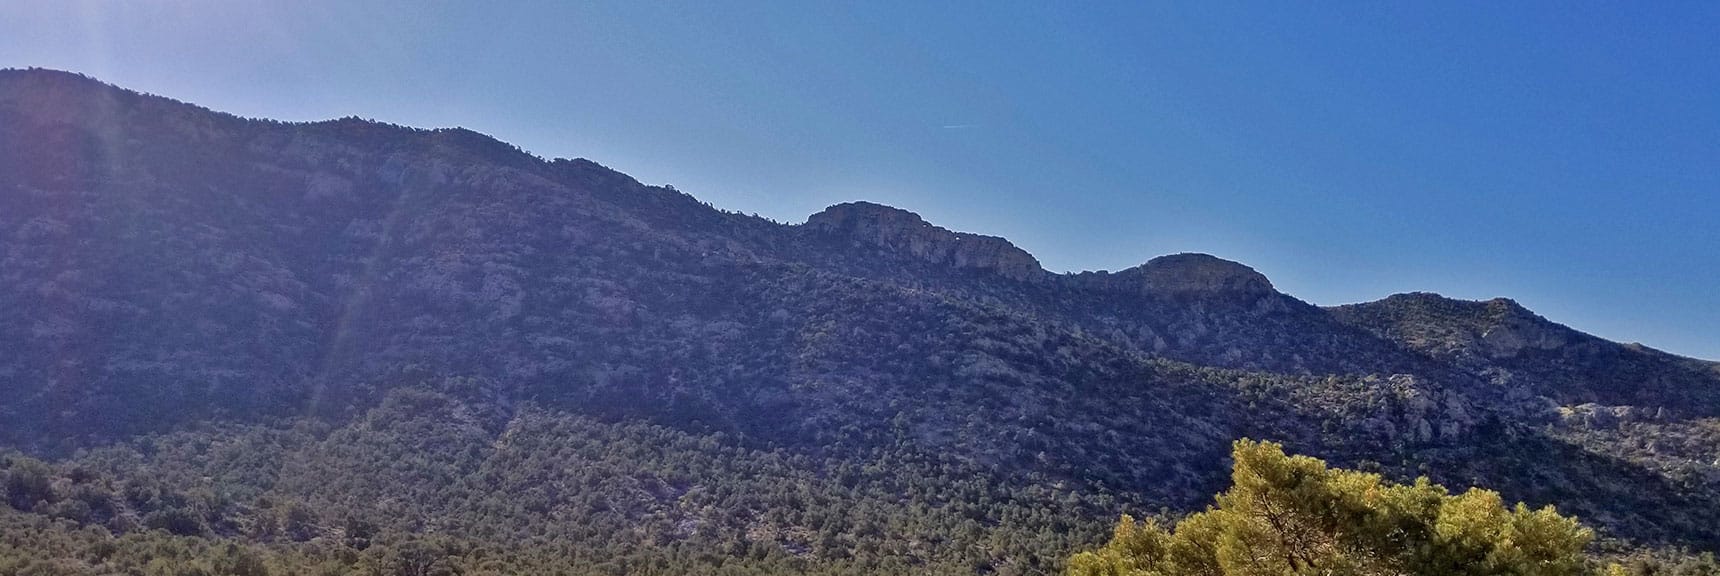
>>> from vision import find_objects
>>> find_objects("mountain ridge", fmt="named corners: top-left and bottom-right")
top-left (5, 66), bottom-right (1704, 363)
top-left (3, 68), bottom-right (1719, 572)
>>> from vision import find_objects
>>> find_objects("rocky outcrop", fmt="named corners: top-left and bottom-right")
top-left (805, 202), bottom-right (1046, 282)
top-left (1559, 403), bottom-right (1669, 430)
top-left (1128, 253), bottom-right (1276, 296)
top-left (1330, 294), bottom-right (1572, 360)
top-left (1068, 253), bottom-right (1280, 303)
top-left (1475, 298), bottom-right (1570, 359)
top-left (1358, 375), bottom-right (1479, 445)
top-left (805, 203), bottom-right (1282, 301)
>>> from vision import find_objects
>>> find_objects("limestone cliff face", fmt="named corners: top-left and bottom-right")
top-left (805, 202), bottom-right (1047, 283)
top-left (1122, 253), bottom-right (1275, 296)
top-left (804, 201), bottom-right (1284, 301)
top-left (1475, 299), bottom-right (1571, 359)
top-left (1067, 253), bottom-right (1280, 303)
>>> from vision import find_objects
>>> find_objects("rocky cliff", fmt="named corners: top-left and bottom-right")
top-left (1065, 253), bottom-right (1280, 301)
top-left (805, 201), bottom-right (1047, 283)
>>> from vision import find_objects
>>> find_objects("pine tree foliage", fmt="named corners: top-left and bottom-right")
top-left (1068, 440), bottom-right (1597, 576)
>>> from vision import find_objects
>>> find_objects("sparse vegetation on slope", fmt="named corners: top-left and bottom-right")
top-left (3, 69), bottom-right (1719, 574)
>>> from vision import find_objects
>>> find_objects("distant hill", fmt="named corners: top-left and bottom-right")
top-left (1, 68), bottom-right (1717, 574)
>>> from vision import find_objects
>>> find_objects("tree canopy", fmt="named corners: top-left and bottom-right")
top-left (1068, 439), bottom-right (1596, 576)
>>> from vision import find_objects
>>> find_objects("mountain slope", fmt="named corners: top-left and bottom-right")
top-left (1331, 292), bottom-right (1720, 413)
top-left (2, 69), bottom-right (1718, 572)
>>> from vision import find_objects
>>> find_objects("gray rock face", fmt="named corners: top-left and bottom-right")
top-left (805, 202), bottom-right (1046, 283)
top-left (1559, 403), bottom-right (1666, 430)
top-left (1478, 299), bottom-right (1570, 359)
top-left (806, 204), bottom-right (1284, 309)
top-left (1068, 253), bottom-right (1279, 302)
top-left (1131, 253), bottom-right (1276, 296)
top-left (1357, 375), bottom-right (1481, 446)
top-left (1566, 403), bottom-right (1619, 429)
top-left (1388, 375), bottom-right (1477, 444)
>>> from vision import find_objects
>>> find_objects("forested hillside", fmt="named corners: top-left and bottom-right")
top-left (2, 69), bottom-right (1718, 574)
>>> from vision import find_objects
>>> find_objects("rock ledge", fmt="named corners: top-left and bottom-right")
top-left (806, 202), bottom-right (1046, 282)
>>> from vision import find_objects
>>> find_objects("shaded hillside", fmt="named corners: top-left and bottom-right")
top-left (2, 69), bottom-right (1719, 572)
top-left (1331, 293), bottom-right (1720, 414)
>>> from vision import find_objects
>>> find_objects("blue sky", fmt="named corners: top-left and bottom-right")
top-left (4, 1), bottom-right (1717, 359)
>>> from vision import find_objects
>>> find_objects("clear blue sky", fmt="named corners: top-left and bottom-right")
top-left (4, 2), bottom-right (1717, 359)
